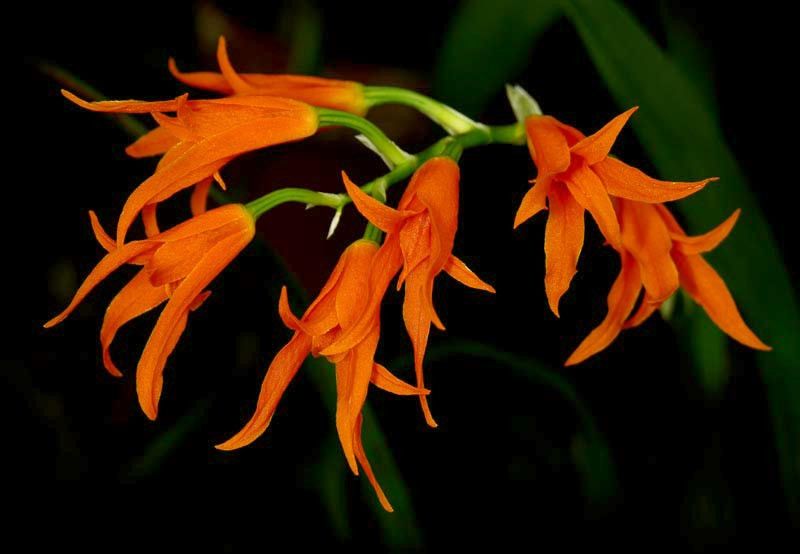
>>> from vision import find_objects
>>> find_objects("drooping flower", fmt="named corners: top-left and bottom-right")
top-left (324, 157), bottom-right (495, 427)
top-left (566, 199), bottom-right (770, 365)
top-left (45, 204), bottom-right (256, 419)
top-left (63, 90), bottom-right (318, 245)
top-left (217, 240), bottom-right (423, 512)
top-left (514, 109), bottom-right (715, 316)
top-left (168, 36), bottom-right (367, 115)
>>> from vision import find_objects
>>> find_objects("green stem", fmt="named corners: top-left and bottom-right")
top-left (317, 108), bottom-right (412, 167)
top-left (363, 86), bottom-right (485, 135)
top-left (245, 121), bottom-right (526, 220)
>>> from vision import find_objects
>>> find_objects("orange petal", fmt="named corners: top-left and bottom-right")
top-left (565, 254), bottom-right (642, 365)
top-left (443, 255), bottom-right (495, 293)
top-left (514, 177), bottom-right (550, 228)
top-left (278, 286), bottom-right (310, 334)
top-left (413, 158), bottom-right (460, 274)
top-left (593, 157), bottom-right (715, 203)
top-left (623, 294), bottom-right (659, 329)
top-left (335, 351), bottom-right (358, 474)
top-left (62, 89), bottom-right (187, 113)
top-left (620, 201), bottom-right (679, 303)
top-left (671, 209), bottom-right (740, 255)
top-left (371, 363), bottom-right (429, 395)
top-left (320, 238), bottom-right (402, 356)
top-left (402, 270), bottom-right (437, 427)
top-left (544, 182), bottom-right (584, 317)
top-left (563, 163), bottom-right (621, 249)
top-left (142, 204), bottom-right (160, 237)
top-left (44, 241), bottom-right (158, 328)
top-left (126, 126), bottom-right (181, 158)
top-left (151, 112), bottom-right (195, 142)
top-left (342, 171), bottom-right (406, 232)
top-left (190, 178), bottom-right (214, 216)
top-left (216, 333), bottom-right (312, 450)
top-left (674, 252), bottom-right (770, 350)
top-left (100, 269), bottom-right (169, 377)
top-left (525, 116), bottom-right (571, 178)
top-left (168, 57), bottom-right (233, 94)
top-left (216, 36), bottom-right (258, 94)
top-left (570, 107), bottom-right (637, 165)
top-left (353, 414), bottom-right (394, 512)
top-left (136, 229), bottom-right (252, 419)
top-left (117, 113), bottom-right (316, 244)
top-left (145, 224), bottom-right (238, 286)
top-left (88, 210), bottom-right (117, 253)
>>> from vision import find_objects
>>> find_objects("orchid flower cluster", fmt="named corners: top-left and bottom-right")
top-left (46, 38), bottom-right (769, 511)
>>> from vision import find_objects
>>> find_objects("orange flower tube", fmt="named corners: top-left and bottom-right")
top-left (218, 240), bottom-right (423, 512)
top-left (63, 90), bottom-right (318, 245)
top-left (566, 200), bottom-right (770, 365)
top-left (324, 157), bottom-right (495, 427)
top-left (45, 204), bottom-right (256, 419)
top-left (515, 109), bottom-right (715, 316)
top-left (168, 37), bottom-right (367, 115)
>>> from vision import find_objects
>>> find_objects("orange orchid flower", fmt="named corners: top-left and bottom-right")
top-left (217, 240), bottom-right (423, 512)
top-left (45, 204), bottom-right (256, 419)
top-left (566, 199), bottom-right (770, 365)
top-left (514, 109), bottom-right (716, 317)
top-left (168, 36), bottom-right (367, 115)
top-left (63, 90), bottom-right (318, 245)
top-left (324, 157), bottom-right (495, 427)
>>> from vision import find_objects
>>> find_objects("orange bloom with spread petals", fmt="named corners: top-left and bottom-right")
top-left (327, 157), bottom-right (495, 427)
top-left (566, 200), bottom-right (770, 365)
top-left (45, 204), bottom-right (256, 419)
top-left (63, 90), bottom-right (318, 245)
top-left (515, 109), bottom-right (715, 316)
top-left (218, 240), bottom-right (423, 512)
top-left (169, 37), bottom-right (367, 115)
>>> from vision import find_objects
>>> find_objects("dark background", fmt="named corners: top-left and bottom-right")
top-left (8, 0), bottom-right (797, 548)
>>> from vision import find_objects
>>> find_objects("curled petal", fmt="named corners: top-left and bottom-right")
top-left (216, 36), bottom-right (258, 94)
top-left (353, 414), bottom-right (393, 512)
top-left (216, 333), bottom-right (312, 450)
top-left (563, 163), bottom-right (621, 248)
top-left (594, 157), bottom-right (715, 203)
top-left (44, 240), bottom-right (158, 328)
top-left (514, 178), bottom-right (550, 229)
top-left (168, 57), bottom-right (232, 94)
top-left (342, 171), bottom-right (407, 232)
top-left (444, 255), bottom-right (495, 293)
top-left (190, 178), bottom-right (214, 216)
top-left (89, 211), bottom-right (117, 253)
top-left (100, 269), bottom-right (169, 377)
top-left (675, 252), bottom-right (770, 350)
top-left (544, 183), bottom-right (584, 317)
top-left (623, 294), bottom-right (660, 329)
top-left (671, 209), bottom-right (740, 255)
top-left (566, 254), bottom-right (642, 366)
top-left (126, 126), bottom-right (181, 158)
top-left (62, 89), bottom-right (187, 113)
top-left (570, 107), bottom-right (637, 165)
top-left (371, 363), bottom-right (429, 395)
top-left (278, 286), bottom-right (311, 334)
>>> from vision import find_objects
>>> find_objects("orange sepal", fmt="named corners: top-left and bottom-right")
top-left (443, 255), bottom-right (495, 293)
top-left (401, 270), bottom-right (437, 428)
top-left (342, 171), bottom-right (410, 232)
top-left (570, 107), bottom-right (637, 165)
top-left (593, 157), bottom-right (715, 203)
top-left (371, 363), bottom-right (429, 395)
top-left (168, 57), bottom-right (233, 94)
top-left (525, 116), bottom-right (572, 178)
top-left (353, 414), bottom-right (394, 512)
top-left (543, 182), bottom-right (584, 317)
top-left (216, 333), bottom-right (313, 450)
top-left (514, 177), bottom-right (550, 229)
top-left (563, 163), bottom-right (621, 249)
top-left (671, 209), bottom-right (740, 255)
top-left (565, 254), bottom-right (642, 366)
top-left (62, 90), bottom-right (187, 113)
top-left (126, 126), bottom-right (181, 158)
top-left (674, 252), bottom-right (770, 351)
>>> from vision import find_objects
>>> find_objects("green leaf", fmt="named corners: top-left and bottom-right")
top-left (434, 0), bottom-right (561, 116)
top-left (562, 0), bottom-right (800, 519)
top-left (394, 339), bottom-right (619, 509)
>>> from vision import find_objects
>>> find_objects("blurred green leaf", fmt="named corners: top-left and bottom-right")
top-left (399, 339), bottom-right (619, 509)
top-left (124, 399), bottom-right (213, 480)
top-left (280, 0), bottom-right (322, 75)
top-left (562, 0), bottom-right (800, 519)
top-left (434, 0), bottom-right (560, 116)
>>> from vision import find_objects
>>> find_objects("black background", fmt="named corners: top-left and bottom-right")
top-left (8, 0), bottom-right (797, 549)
